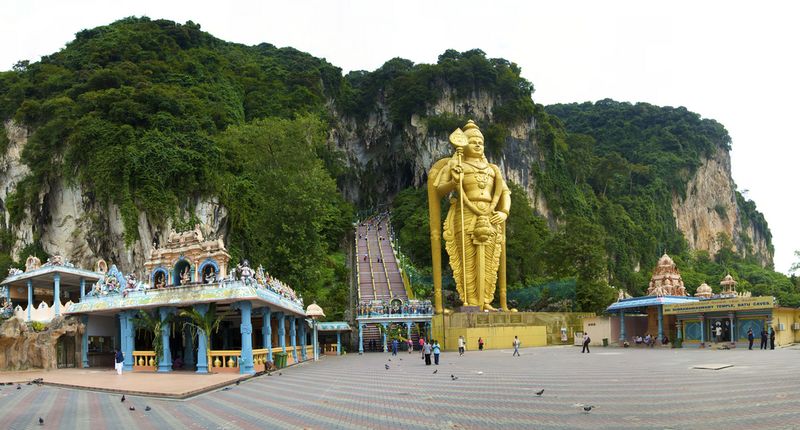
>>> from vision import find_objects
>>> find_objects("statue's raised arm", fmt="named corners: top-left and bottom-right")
top-left (427, 120), bottom-right (511, 313)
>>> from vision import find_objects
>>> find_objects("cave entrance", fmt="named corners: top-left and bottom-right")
top-left (57, 335), bottom-right (77, 368)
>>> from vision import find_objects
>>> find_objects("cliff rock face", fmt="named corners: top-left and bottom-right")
top-left (671, 147), bottom-right (772, 266)
top-left (0, 316), bottom-right (82, 370)
top-left (0, 121), bottom-right (229, 276)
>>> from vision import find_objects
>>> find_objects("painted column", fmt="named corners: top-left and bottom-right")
top-left (657, 305), bottom-right (663, 342)
top-left (699, 314), bottom-right (705, 347)
top-left (120, 310), bottom-right (135, 371)
top-left (53, 273), bottom-right (61, 316)
top-left (766, 315), bottom-right (773, 348)
top-left (81, 314), bottom-right (89, 368)
top-left (27, 279), bottom-right (32, 321)
top-left (184, 324), bottom-right (195, 367)
top-left (358, 323), bottom-right (364, 354)
top-left (299, 317), bottom-right (307, 361)
top-left (405, 322), bottom-right (412, 345)
top-left (676, 320), bottom-right (682, 340)
top-left (729, 312), bottom-right (735, 346)
top-left (313, 319), bottom-right (319, 361)
top-left (80, 278), bottom-right (85, 301)
top-left (336, 332), bottom-right (342, 356)
top-left (619, 312), bottom-right (626, 343)
top-left (381, 323), bottom-right (388, 353)
top-left (290, 316), bottom-right (297, 363)
top-left (195, 304), bottom-right (209, 374)
top-left (276, 312), bottom-right (286, 353)
top-left (262, 308), bottom-right (273, 363)
top-left (157, 307), bottom-right (175, 372)
top-left (233, 301), bottom-right (255, 374)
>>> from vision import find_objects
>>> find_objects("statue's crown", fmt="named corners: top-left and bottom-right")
top-left (463, 120), bottom-right (483, 139)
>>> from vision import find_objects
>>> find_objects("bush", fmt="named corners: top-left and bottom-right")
top-left (29, 321), bottom-right (48, 332)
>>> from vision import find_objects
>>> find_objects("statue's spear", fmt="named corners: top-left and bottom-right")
top-left (449, 128), bottom-right (469, 307)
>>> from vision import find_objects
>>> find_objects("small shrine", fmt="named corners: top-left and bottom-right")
top-left (646, 254), bottom-right (688, 297)
top-left (694, 282), bottom-right (713, 299)
top-left (720, 274), bottom-right (737, 296)
top-left (144, 224), bottom-right (231, 288)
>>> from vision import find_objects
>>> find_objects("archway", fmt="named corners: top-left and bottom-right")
top-left (174, 260), bottom-right (191, 286)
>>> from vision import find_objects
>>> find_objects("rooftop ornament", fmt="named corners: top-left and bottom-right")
top-left (695, 282), bottom-right (713, 299)
top-left (720, 274), bottom-right (738, 296)
top-left (306, 302), bottom-right (325, 361)
top-left (646, 253), bottom-right (688, 297)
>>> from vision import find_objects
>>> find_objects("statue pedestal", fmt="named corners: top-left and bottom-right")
top-left (457, 306), bottom-right (482, 313)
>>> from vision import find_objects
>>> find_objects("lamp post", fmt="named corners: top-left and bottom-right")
top-left (306, 302), bottom-right (325, 361)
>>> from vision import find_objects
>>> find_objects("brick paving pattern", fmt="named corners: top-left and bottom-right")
top-left (2, 346), bottom-right (800, 429)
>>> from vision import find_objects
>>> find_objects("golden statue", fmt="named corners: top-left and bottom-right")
top-left (428, 120), bottom-right (511, 313)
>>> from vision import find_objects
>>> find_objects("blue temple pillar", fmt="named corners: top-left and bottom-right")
top-left (276, 312), bottom-right (286, 352)
top-left (729, 312), bottom-right (735, 346)
top-left (336, 332), bottom-right (342, 355)
top-left (699, 314), bottom-right (705, 347)
top-left (119, 310), bottom-right (135, 371)
top-left (677, 320), bottom-right (683, 340)
top-left (233, 301), bottom-right (254, 374)
top-left (405, 322), bottom-right (412, 345)
top-left (157, 307), bottom-right (176, 372)
top-left (183, 324), bottom-right (195, 368)
top-left (358, 323), bottom-right (364, 354)
top-left (81, 314), bottom-right (89, 368)
top-left (262, 308), bottom-right (273, 363)
top-left (290, 316), bottom-right (297, 363)
top-left (26, 279), bottom-right (32, 321)
top-left (80, 278), bottom-right (85, 301)
top-left (657, 306), bottom-right (663, 341)
top-left (381, 323), bottom-right (388, 353)
top-left (619, 312), bottom-right (626, 344)
top-left (53, 273), bottom-right (61, 316)
top-left (299, 317), bottom-right (307, 361)
top-left (195, 304), bottom-right (209, 374)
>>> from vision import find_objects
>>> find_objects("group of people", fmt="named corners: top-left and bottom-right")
top-left (356, 300), bottom-right (433, 317)
top-left (746, 327), bottom-right (776, 350)
top-left (419, 338), bottom-right (442, 365)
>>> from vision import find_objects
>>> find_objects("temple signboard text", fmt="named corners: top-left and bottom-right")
top-left (663, 296), bottom-right (774, 315)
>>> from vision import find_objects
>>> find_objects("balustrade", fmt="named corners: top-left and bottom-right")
top-left (208, 350), bottom-right (241, 373)
top-left (132, 351), bottom-right (157, 371)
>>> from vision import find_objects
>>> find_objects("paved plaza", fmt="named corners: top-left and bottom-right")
top-left (2, 346), bottom-right (800, 429)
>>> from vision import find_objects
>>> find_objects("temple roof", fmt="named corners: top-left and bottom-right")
top-left (606, 295), bottom-right (700, 312)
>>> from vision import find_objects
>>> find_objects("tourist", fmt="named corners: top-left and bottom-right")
top-left (644, 334), bottom-right (653, 347)
top-left (634, 335), bottom-right (643, 345)
top-left (769, 327), bottom-right (776, 350)
top-left (114, 349), bottom-right (124, 375)
top-left (662, 334), bottom-right (669, 345)
top-left (407, 338), bottom-right (413, 354)
top-left (458, 336), bottom-right (465, 356)
top-left (760, 328), bottom-right (768, 350)
top-left (391, 338), bottom-right (398, 356)
top-left (582, 333), bottom-right (590, 353)
top-left (423, 341), bottom-right (432, 365)
top-left (747, 328), bottom-right (754, 350)
top-left (715, 325), bottom-right (722, 343)
top-left (419, 337), bottom-right (426, 356)
top-left (478, 337), bottom-right (484, 351)
top-left (433, 340), bottom-right (441, 365)
top-left (512, 336), bottom-right (521, 356)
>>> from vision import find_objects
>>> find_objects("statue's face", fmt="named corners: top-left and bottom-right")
top-left (465, 135), bottom-right (484, 157)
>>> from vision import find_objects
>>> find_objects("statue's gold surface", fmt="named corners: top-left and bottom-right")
top-left (428, 120), bottom-right (511, 313)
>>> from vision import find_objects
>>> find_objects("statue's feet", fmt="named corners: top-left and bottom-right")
top-left (483, 303), bottom-right (496, 311)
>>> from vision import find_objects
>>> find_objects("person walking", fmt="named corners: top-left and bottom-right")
top-left (391, 338), bottom-right (398, 356)
top-left (478, 337), bottom-right (484, 351)
top-left (419, 337), bottom-right (426, 358)
top-left (423, 341), bottom-right (432, 365)
top-left (582, 332), bottom-right (591, 353)
top-left (769, 327), bottom-right (776, 350)
top-left (433, 341), bottom-right (441, 365)
top-left (715, 325), bottom-right (722, 343)
top-left (512, 336), bottom-right (521, 357)
top-left (114, 349), bottom-right (124, 375)
top-left (760, 328), bottom-right (768, 350)
top-left (747, 328), bottom-right (754, 350)
top-left (407, 338), bottom-right (414, 354)
top-left (458, 336), bottom-right (465, 356)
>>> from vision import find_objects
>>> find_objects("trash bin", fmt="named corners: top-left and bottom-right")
top-left (602, 338), bottom-right (609, 347)
top-left (274, 352), bottom-right (288, 369)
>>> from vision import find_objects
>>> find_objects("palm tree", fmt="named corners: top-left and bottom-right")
top-left (180, 304), bottom-right (223, 369)
top-left (133, 309), bottom-right (172, 365)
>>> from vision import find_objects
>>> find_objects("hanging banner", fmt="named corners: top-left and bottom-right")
top-left (663, 296), bottom-right (774, 315)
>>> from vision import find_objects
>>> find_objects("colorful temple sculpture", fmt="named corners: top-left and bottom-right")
top-left (593, 253), bottom-right (800, 348)
top-left (0, 225), bottom-right (326, 372)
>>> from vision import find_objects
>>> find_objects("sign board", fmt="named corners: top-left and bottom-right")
top-left (663, 296), bottom-right (774, 315)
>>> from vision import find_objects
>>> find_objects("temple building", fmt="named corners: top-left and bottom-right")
top-left (584, 254), bottom-right (800, 348)
top-left (1, 225), bottom-right (331, 372)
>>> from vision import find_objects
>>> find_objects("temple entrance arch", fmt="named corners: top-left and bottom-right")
top-left (199, 259), bottom-right (219, 284)
top-left (174, 260), bottom-right (191, 286)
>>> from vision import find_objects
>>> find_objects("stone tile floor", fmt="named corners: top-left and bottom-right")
top-left (1, 346), bottom-right (800, 429)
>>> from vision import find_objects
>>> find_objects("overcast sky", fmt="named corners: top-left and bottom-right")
top-left (2, 1), bottom-right (798, 274)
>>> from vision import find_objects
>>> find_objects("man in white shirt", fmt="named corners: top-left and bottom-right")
top-left (458, 336), bottom-right (465, 356)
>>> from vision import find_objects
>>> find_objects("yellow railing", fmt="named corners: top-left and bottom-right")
top-left (132, 350), bottom-right (157, 370)
top-left (253, 348), bottom-right (268, 365)
top-left (208, 350), bottom-right (240, 371)
top-left (305, 345), bottom-right (314, 359)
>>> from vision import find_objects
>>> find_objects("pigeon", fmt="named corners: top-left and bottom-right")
top-left (535, 389), bottom-right (545, 396)
top-left (385, 364), bottom-right (390, 370)
top-left (145, 406), bottom-right (151, 412)
top-left (121, 395), bottom-right (126, 402)
top-left (399, 358), bottom-right (403, 361)
top-left (222, 387), bottom-right (232, 391)
top-left (38, 417), bottom-right (44, 425)
top-left (583, 405), bottom-right (595, 413)
top-left (17, 385), bottom-right (21, 390)
top-left (129, 406), bottom-right (136, 411)
top-left (26, 382), bottom-right (31, 385)
top-left (278, 372), bottom-right (282, 376)
top-left (267, 372), bottom-right (272, 376)
top-left (388, 359), bottom-right (391, 361)
top-left (433, 370), bottom-right (438, 374)
top-left (450, 375), bottom-right (458, 380)
top-left (235, 380), bottom-right (240, 386)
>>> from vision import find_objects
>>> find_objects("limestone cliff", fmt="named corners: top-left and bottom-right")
top-left (0, 316), bottom-right (81, 370)
top-left (672, 147), bottom-right (772, 266)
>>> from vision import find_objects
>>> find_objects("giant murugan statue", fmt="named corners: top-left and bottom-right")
top-left (428, 120), bottom-right (511, 313)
